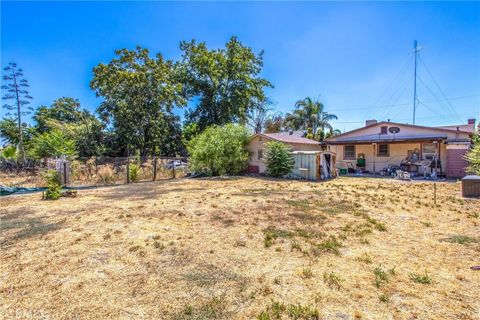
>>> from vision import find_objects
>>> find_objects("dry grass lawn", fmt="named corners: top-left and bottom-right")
top-left (1, 176), bottom-right (479, 319)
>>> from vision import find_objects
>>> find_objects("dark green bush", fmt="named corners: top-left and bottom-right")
top-left (265, 141), bottom-right (294, 177)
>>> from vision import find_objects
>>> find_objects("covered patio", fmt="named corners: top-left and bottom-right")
top-left (326, 134), bottom-right (447, 178)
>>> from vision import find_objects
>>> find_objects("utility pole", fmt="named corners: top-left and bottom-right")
top-left (412, 40), bottom-right (419, 125)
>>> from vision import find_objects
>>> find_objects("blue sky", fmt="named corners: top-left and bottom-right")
top-left (2, 1), bottom-right (479, 132)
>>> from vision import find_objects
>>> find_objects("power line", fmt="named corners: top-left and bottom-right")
top-left (419, 56), bottom-right (464, 122)
top-left (366, 54), bottom-right (413, 119)
top-left (330, 94), bottom-right (479, 112)
top-left (379, 74), bottom-right (414, 121)
top-left (372, 72), bottom-right (413, 120)
top-left (417, 75), bottom-right (464, 123)
top-left (417, 76), bottom-right (462, 123)
top-left (417, 99), bottom-right (453, 124)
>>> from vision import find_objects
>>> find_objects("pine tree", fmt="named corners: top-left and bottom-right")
top-left (2, 62), bottom-right (33, 163)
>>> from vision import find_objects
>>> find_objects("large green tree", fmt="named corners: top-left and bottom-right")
top-left (91, 47), bottom-right (186, 156)
top-left (33, 97), bottom-right (104, 157)
top-left (1, 62), bottom-right (33, 162)
top-left (34, 97), bottom-right (85, 133)
top-left (180, 36), bottom-right (272, 130)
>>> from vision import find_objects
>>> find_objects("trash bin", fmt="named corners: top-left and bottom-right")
top-left (462, 175), bottom-right (480, 198)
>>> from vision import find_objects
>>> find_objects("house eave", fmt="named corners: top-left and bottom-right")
top-left (325, 121), bottom-right (472, 142)
top-left (325, 136), bottom-right (447, 145)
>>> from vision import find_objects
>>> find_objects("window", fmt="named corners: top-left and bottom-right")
top-left (377, 143), bottom-right (389, 157)
top-left (344, 145), bottom-right (356, 159)
top-left (380, 126), bottom-right (388, 134)
top-left (258, 149), bottom-right (263, 160)
top-left (422, 143), bottom-right (437, 160)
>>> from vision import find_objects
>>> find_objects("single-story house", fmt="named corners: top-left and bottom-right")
top-left (247, 132), bottom-right (322, 174)
top-left (325, 119), bottom-right (476, 178)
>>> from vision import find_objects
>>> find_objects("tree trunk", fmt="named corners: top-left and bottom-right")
top-left (12, 67), bottom-right (26, 164)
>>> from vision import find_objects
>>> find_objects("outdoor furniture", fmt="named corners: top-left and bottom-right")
top-left (381, 164), bottom-right (400, 177)
top-left (346, 162), bottom-right (356, 173)
top-left (395, 170), bottom-right (411, 180)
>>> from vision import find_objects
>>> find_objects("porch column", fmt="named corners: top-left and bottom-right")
top-left (372, 143), bottom-right (376, 176)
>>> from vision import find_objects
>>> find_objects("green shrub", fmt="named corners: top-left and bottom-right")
top-left (264, 141), bottom-right (294, 177)
top-left (43, 169), bottom-right (62, 200)
top-left (128, 162), bottom-right (139, 182)
top-left (409, 272), bottom-right (432, 284)
top-left (465, 139), bottom-right (480, 175)
top-left (187, 124), bottom-right (249, 176)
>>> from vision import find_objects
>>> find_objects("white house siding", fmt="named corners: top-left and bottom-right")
top-left (247, 135), bottom-right (322, 173)
top-left (330, 142), bottom-right (448, 174)
top-left (326, 122), bottom-right (470, 175)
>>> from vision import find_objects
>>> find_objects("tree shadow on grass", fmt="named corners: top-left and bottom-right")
top-left (0, 209), bottom-right (65, 248)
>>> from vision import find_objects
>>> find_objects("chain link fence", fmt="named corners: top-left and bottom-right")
top-left (0, 156), bottom-right (189, 189)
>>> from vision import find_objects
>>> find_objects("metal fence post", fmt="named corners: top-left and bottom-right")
top-left (63, 162), bottom-right (67, 186)
top-left (172, 159), bottom-right (175, 179)
top-left (126, 157), bottom-right (130, 184)
top-left (153, 157), bottom-right (157, 181)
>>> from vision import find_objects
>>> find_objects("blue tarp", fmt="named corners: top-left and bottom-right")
top-left (0, 185), bottom-right (45, 196)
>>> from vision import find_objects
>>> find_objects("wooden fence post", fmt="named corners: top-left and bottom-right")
top-left (172, 158), bottom-right (175, 179)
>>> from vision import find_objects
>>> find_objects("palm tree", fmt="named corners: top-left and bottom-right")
top-left (288, 97), bottom-right (338, 136)
top-left (324, 128), bottom-right (342, 140)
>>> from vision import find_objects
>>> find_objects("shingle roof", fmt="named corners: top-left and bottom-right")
top-left (436, 124), bottom-right (475, 133)
top-left (325, 121), bottom-right (473, 142)
top-left (259, 133), bottom-right (320, 145)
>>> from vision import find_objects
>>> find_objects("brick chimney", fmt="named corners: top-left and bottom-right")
top-left (365, 119), bottom-right (377, 127)
top-left (467, 118), bottom-right (475, 125)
